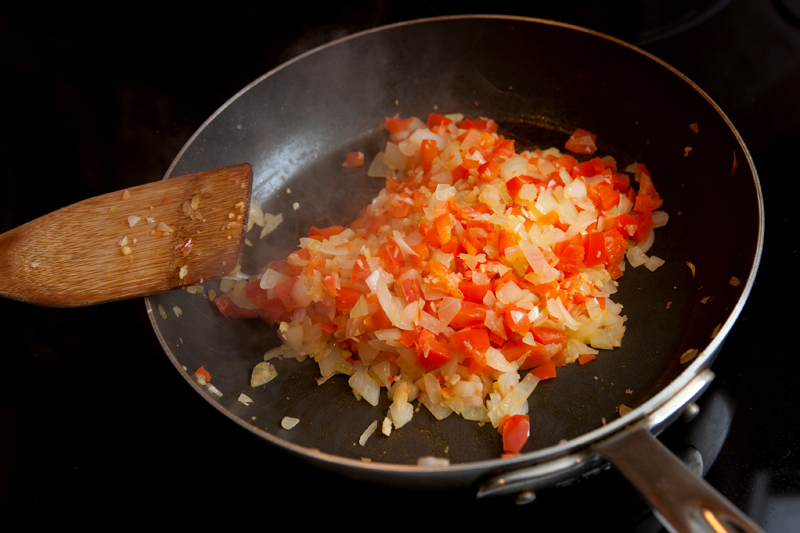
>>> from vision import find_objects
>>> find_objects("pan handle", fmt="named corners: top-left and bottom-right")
top-left (594, 424), bottom-right (765, 533)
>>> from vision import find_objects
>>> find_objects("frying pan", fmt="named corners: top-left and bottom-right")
top-left (146, 16), bottom-right (763, 533)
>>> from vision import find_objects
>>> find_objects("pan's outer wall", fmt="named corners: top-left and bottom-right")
top-left (147, 17), bottom-right (761, 489)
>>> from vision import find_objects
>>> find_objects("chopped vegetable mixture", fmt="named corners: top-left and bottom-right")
top-left (215, 113), bottom-right (667, 456)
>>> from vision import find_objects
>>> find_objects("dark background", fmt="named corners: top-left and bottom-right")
top-left (1, 1), bottom-right (798, 530)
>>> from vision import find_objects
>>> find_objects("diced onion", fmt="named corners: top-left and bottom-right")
top-left (359, 421), bottom-right (378, 446)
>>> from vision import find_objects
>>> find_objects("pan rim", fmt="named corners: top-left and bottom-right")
top-left (145, 14), bottom-right (764, 478)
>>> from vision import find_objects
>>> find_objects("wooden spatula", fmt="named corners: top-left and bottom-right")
top-left (0, 163), bottom-right (252, 307)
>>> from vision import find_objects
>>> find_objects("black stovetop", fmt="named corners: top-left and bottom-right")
top-left (1, 1), bottom-right (797, 530)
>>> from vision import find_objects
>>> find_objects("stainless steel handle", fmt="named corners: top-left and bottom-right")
top-left (594, 424), bottom-right (765, 533)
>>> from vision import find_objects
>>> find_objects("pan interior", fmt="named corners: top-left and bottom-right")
top-left (148, 17), bottom-right (761, 470)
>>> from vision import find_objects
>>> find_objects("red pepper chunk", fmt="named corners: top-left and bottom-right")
top-left (632, 211), bottom-right (654, 243)
top-left (504, 307), bottom-right (531, 335)
top-left (572, 157), bottom-right (605, 178)
top-left (335, 288), bottom-right (361, 312)
top-left (499, 414), bottom-right (530, 454)
top-left (194, 365), bottom-right (212, 383)
top-left (420, 138), bottom-right (438, 173)
top-left (214, 293), bottom-right (260, 319)
top-left (505, 175), bottom-right (531, 198)
top-left (451, 328), bottom-right (490, 366)
top-left (458, 280), bottom-right (492, 304)
top-left (449, 301), bottom-right (488, 329)
top-left (584, 231), bottom-right (607, 268)
top-left (532, 326), bottom-right (567, 345)
top-left (417, 330), bottom-right (452, 372)
top-left (478, 160), bottom-right (501, 182)
top-left (384, 116), bottom-right (413, 134)
top-left (596, 183), bottom-right (620, 211)
top-left (308, 225), bottom-right (346, 240)
top-left (379, 238), bottom-right (404, 277)
top-left (434, 213), bottom-right (453, 245)
top-left (529, 361), bottom-right (557, 380)
top-left (426, 113), bottom-right (453, 129)
top-left (343, 151), bottom-right (364, 168)
top-left (565, 128), bottom-right (597, 155)
top-left (555, 243), bottom-right (585, 274)
top-left (604, 229), bottom-right (628, 271)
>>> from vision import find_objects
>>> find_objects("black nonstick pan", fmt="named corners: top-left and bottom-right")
top-left (146, 16), bottom-right (763, 532)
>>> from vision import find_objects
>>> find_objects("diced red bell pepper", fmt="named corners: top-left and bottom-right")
top-left (451, 328), bottom-right (490, 365)
top-left (604, 229), bottom-right (628, 270)
top-left (244, 279), bottom-right (269, 299)
top-left (477, 119), bottom-right (499, 132)
top-left (555, 243), bottom-right (585, 274)
top-left (195, 365), bottom-right (211, 383)
top-left (572, 157), bottom-right (605, 177)
top-left (364, 307), bottom-right (392, 332)
top-left (335, 288), bottom-right (361, 312)
top-left (607, 213), bottom-right (638, 239)
top-left (426, 113), bottom-right (453, 129)
top-left (529, 361), bottom-right (557, 380)
top-left (420, 139), bottom-right (437, 173)
top-left (451, 165), bottom-right (469, 182)
top-left (308, 225), bottom-right (346, 240)
top-left (584, 231), bottom-right (607, 268)
top-left (343, 151), bottom-right (364, 168)
top-left (214, 293), bottom-right (260, 319)
top-left (565, 128), bottom-right (597, 155)
top-left (478, 160), bottom-right (501, 183)
top-left (387, 194), bottom-right (412, 218)
top-left (498, 230), bottom-right (520, 256)
top-left (449, 301), bottom-right (489, 329)
top-left (499, 414), bottom-right (530, 454)
top-left (434, 213), bottom-right (453, 245)
top-left (379, 238), bottom-right (404, 277)
top-left (531, 326), bottom-right (567, 345)
top-left (251, 295), bottom-right (288, 324)
top-left (504, 307), bottom-right (531, 335)
top-left (596, 183), bottom-right (620, 211)
top-left (417, 330), bottom-right (452, 372)
top-left (458, 280), bottom-right (492, 304)
top-left (554, 154), bottom-right (578, 174)
top-left (272, 276), bottom-right (298, 312)
top-left (632, 211), bottom-right (654, 243)
top-left (384, 116), bottom-right (413, 134)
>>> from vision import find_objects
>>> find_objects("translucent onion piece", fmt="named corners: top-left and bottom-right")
top-left (367, 152), bottom-right (392, 178)
top-left (519, 240), bottom-right (559, 281)
top-left (645, 255), bottom-right (665, 272)
top-left (359, 421), bottom-right (378, 446)
top-left (626, 245), bottom-right (649, 268)
top-left (281, 417), bottom-right (300, 430)
top-left (260, 213), bottom-right (283, 239)
top-left (652, 210), bottom-right (669, 228)
top-left (384, 141), bottom-right (408, 170)
top-left (250, 362), bottom-right (277, 387)
top-left (419, 310), bottom-right (442, 334)
top-left (500, 155), bottom-right (528, 181)
top-left (420, 393), bottom-right (453, 421)
top-left (349, 371), bottom-right (381, 406)
top-left (260, 268), bottom-right (289, 290)
top-left (485, 347), bottom-right (518, 372)
top-left (488, 372), bottom-right (540, 426)
top-left (408, 128), bottom-right (445, 150)
top-left (639, 228), bottom-right (656, 254)
top-left (248, 202), bottom-right (265, 230)
top-left (437, 297), bottom-right (462, 328)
